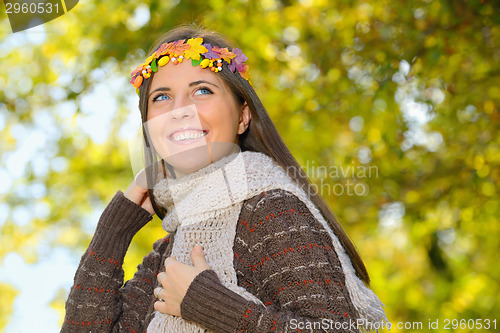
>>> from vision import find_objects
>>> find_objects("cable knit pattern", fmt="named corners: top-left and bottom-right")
top-left (149, 151), bottom-right (389, 332)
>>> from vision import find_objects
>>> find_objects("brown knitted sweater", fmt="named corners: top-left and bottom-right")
top-left (61, 189), bottom-right (360, 332)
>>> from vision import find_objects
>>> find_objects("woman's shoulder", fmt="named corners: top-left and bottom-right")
top-left (242, 187), bottom-right (305, 208)
top-left (239, 188), bottom-right (315, 227)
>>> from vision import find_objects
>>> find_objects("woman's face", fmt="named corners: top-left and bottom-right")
top-left (145, 59), bottom-right (250, 176)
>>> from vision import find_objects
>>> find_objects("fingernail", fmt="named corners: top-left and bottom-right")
top-left (195, 245), bottom-right (203, 252)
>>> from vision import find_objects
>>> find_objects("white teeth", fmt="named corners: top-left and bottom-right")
top-left (171, 130), bottom-right (207, 141)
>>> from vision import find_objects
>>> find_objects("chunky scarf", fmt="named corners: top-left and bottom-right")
top-left (148, 151), bottom-right (388, 332)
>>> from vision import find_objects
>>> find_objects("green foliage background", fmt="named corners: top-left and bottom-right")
top-left (1, 0), bottom-right (499, 331)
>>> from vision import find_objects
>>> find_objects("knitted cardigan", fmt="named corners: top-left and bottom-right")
top-left (61, 151), bottom-right (388, 332)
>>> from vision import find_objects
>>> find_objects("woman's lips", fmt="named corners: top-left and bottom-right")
top-left (168, 129), bottom-right (209, 145)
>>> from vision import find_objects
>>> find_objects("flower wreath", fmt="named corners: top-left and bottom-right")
top-left (130, 37), bottom-right (249, 94)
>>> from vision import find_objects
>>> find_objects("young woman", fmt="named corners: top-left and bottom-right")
top-left (61, 25), bottom-right (389, 333)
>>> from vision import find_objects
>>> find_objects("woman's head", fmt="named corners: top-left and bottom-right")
top-left (135, 25), bottom-right (253, 176)
top-left (145, 50), bottom-right (251, 176)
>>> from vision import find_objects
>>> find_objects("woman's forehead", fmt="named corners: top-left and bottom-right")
top-left (150, 60), bottom-right (222, 88)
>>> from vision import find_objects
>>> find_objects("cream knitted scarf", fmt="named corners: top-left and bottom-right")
top-left (148, 151), bottom-right (388, 332)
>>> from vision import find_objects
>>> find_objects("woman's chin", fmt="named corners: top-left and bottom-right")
top-left (164, 145), bottom-right (213, 176)
top-left (162, 141), bottom-right (241, 177)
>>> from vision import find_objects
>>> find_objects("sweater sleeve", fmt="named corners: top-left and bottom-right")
top-left (180, 189), bottom-right (361, 333)
top-left (61, 191), bottom-right (171, 333)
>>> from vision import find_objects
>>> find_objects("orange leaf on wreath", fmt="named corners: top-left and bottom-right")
top-left (168, 39), bottom-right (190, 56)
top-left (239, 64), bottom-right (250, 80)
top-left (156, 42), bottom-right (173, 56)
top-left (211, 46), bottom-right (236, 63)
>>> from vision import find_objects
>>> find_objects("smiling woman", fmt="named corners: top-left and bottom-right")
top-left (60, 24), bottom-right (389, 333)
top-left (145, 60), bottom-right (250, 176)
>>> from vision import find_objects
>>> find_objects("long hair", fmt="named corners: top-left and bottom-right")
top-left (137, 24), bottom-right (370, 285)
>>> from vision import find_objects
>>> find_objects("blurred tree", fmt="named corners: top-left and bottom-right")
top-left (0, 0), bottom-right (498, 331)
top-left (0, 283), bottom-right (18, 331)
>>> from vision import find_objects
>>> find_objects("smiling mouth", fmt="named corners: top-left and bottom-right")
top-left (169, 129), bottom-right (208, 142)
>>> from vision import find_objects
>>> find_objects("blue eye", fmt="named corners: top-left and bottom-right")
top-left (152, 94), bottom-right (170, 102)
top-left (194, 87), bottom-right (213, 96)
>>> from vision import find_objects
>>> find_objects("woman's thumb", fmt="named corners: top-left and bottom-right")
top-left (191, 245), bottom-right (210, 270)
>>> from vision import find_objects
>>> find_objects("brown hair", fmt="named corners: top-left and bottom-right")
top-left (137, 23), bottom-right (370, 285)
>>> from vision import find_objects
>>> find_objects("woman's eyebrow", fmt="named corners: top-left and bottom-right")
top-left (148, 87), bottom-right (170, 99)
top-left (189, 80), bottom-right (219, 88)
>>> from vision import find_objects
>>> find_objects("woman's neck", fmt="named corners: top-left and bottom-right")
top-left (169, 143), bottom-right (241, 179)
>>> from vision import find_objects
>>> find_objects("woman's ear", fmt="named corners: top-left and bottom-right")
top-left (237, 102), bottom-right (251, 135)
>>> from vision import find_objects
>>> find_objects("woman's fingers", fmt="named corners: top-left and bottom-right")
top-left (190, 245), bottom-right (210, 270)
top-left (153, 286), bottom-right (181, 316)
top-left (154, 299), bottom-right (178, 315)
top-left (153, 254), bottom-right (208, 317)
top-left (157, 271), bottom-right (167, 285)
top-left (124, 181), bottom-right (147, 204)
top-left (164, 257), bottom-right (178, 268)
top-left (124, 168), bottom-right (156, 215)
top-left (140, 195), bottom-right (155, 215)
top-left (154, 287), bottom-right (164, 301)
top-left (124, 183), bottom-right (153, 215)
top-left (134, 168), bottom-right (149, 189)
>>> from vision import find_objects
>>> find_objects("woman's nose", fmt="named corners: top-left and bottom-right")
top-left (169, 103), bottom-right (196, 120)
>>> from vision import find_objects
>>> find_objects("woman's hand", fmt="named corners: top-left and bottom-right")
top-left (124, 169), bottom-right (155, 215)
top-left (154, 245), bottom-right (211, 317)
